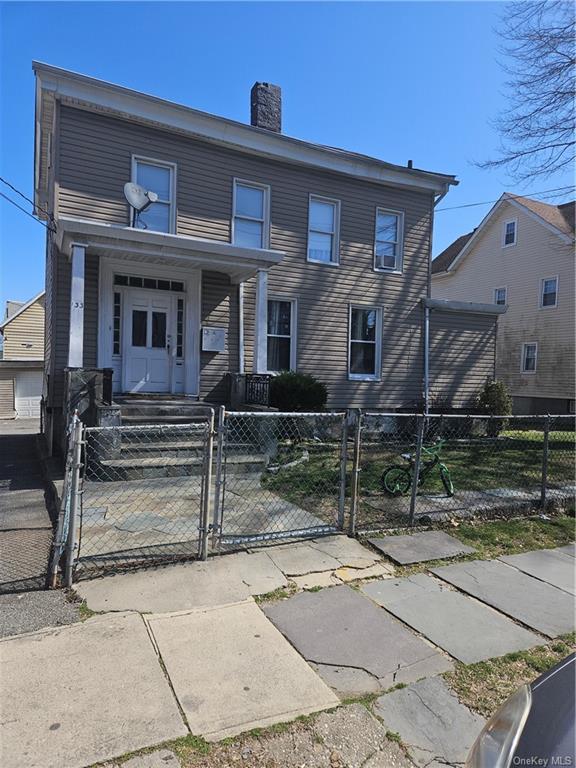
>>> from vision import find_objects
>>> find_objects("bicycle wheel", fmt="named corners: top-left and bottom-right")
top-left (382, 466), bottom-right (412, 496)
top-left (440, 465), bottom-right (454, 497)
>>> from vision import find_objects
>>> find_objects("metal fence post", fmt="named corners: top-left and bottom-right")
top-left (212, 405), bottom-right (226, 550)
top-left (337, 410), bottom-right (350, 531)
top-left (198, 409), bottom-right (215, 561)
top-left (64, 415), bottom-right (83, 587)
top-left (348, 409), bottom-right (362, 537)
top-left (409, 415), bottom-right (425, 527)
top-left (540, 414), bottom-right (551, 510)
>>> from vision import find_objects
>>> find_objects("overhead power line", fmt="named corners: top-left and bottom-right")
top-left (436, 186), bottom-right (574, 213)
top-left (0, 176), bottom-right (55, 232)
top-left (0, 191), bottom-right (55, 232)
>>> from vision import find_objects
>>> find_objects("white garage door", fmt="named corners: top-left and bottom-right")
top-left (15, 370), bottom-right (43, 418)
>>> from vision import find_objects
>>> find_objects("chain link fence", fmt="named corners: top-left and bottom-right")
top-left (212, 410), bottom-right (348, 549)
top-left (352, 413), bottom-right (575, 533)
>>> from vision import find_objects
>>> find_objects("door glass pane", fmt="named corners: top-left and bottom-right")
top-left (310, 200), bottom-right (335, 232)
top-left (236, 184), bottom-right (264, 219)
top-left (268, 337), bottom-right (291, 372)
top-left (350, 342), bottom-right (376, 375)
top-left (136, 163), bottom-right (171, 200)
top-left (234, 218), bottom-right (263, 248)
top-left (308, 231), bottom-right (333, 262)
top-left (267, 300), bottom-right (291, 336)
top-left (152, 312), bottom-right (167, 348)
top-left (132, 310), bottom-right (147, 347)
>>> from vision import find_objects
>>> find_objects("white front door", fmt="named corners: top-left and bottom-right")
top-left (123, 291), bottom-right (172, 393)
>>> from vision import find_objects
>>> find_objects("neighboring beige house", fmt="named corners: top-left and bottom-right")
top-left (32, 63), bottom-right (504, 449)
top-left (432, 194), bottom-right (575, 414)
top-left (0, 291), bottom-right (45, 418)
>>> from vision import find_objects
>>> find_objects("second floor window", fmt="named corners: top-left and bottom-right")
top-left (540, 277), bottom-right (558, 308)
top-left (494, 287), bottom-right (507, 306)
top-left (308, 196), bottom-right (340, 264)
top-left (522, 342), bottom-right (538, 373)
top-left (132, 158), bottom-right (175, 233)
top-left (375, 209), bottom-right (404, 272)
top-left (503, 219), bottom-right (517, 247)
top-left (233, 181), bottom-right (270, 249)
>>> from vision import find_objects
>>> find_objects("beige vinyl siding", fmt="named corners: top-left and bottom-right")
top-left (2, 297), bottom-right (45, 360)
top-left (433, 202), bottom-right (575, 403)
top-left (0, 375), bottom-right (15, 419)
top-left (56, 104), bottom-right (432, 410)
top-left (200, 272), bottom-right (239, 402)
top-left (429, 311), bottom-right (496, 408)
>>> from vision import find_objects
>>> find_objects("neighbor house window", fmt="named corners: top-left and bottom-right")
top-left (503, 219), bottom-right (517, 247)
top-left (307, 196), bottom-right (340, 264)
top-left (349, 306), bottom-right (382, 380)
top-left (267, 299), bottom-right (295, 372)
top-left (540, 277), bottom-right (558, 308)
top-left (494, 287), bottom-right (507, 306)
top-left (374, 209), bottom-right (404, 272)
top-left (522, 342), bottom-right (538, 373)
top-left (233, 180), bottom-right (270, 249)
top-left (132, 157), bottom-right (175, 233)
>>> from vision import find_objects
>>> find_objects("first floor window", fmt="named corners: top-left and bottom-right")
top-left (375, 209), bottom-right (404, 271)
top-left (349, 306), bottom-right (382, 380)
top-left (494, 287), bottom-right (507, 306)
top-left (522, 342), bottom-right (538, 372)
top-left (233, 180), bottom-right (269, 249)
top-left (540, 277), bottom-right (558, 308)
top-left (267, 299), bottom-right (294, 372)
top-left (132, 158), bottom-right (175, 233)
top-left (308, 196), bottom-right (340, 264)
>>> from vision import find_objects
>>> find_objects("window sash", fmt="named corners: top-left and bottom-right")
top-left (308, 197), bottom-right (339, 263)
top-left (522, 344), bottom-right (537, 372)
top-left (233, 181), bottom-right (269, 249)
top-left (349, 306), bottom-right (381, 379)
top-left (541, 278), bottom-right (557, 307)
top-left (503, 220), bottom-right (516, 246)
top-left (267, 299), bottom-right (294, 372)
top-left (494, 287), bottom-right (507, 305)
top-left (374, 209), bottom-right (403, 271)
top-left (132, 158), bottom-right (175, 233)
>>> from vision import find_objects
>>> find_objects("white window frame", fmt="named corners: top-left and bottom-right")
top-left (521, 342), bottom-right (538, 374)
top-left (502, 218), bottom-right (517, 248)
top-left (374, 207), bottom-right (404, 273)
top-left (266, 296), bottom-right (297, 373)
top-left (494, 286), bottom-right (507, 306)
top-left (348, 304), bottom-right (383, 382)
top-left (539, 275), bottom-right (558, 309)
top-left (307, 194), bottom-right (341, 266)
top-left (232, 179), bottom-right (271, 249)
top-left (131, 155), bottom-right (177, 234)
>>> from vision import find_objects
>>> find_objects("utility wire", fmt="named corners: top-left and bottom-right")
top-left (436, 186), bottom-right (574, 213)
top-left (0, 175), bottom-right (52, 219)
top-left (0, 191), bottom-right (55, 232)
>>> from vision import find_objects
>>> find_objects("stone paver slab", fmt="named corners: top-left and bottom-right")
top-left (309, 535), bottom-right (380, 568)
top-left (0, 612), bottom-right (187, 768)
top-left (148, 599), bottom-right (338, 741)
top-left (266, 543), bottom-right (342, 576)
top-left (310, 663), bottom-right (382, 697)
top-left (335, 563), bottom-right (394, 582)
top-left (363, 574), bottom-right (540, 664)
top-left (368, 531), bottom-right (475, 564)
top-left (292, 571), bottom-right (341, 590)
top-left (263, 585), bottom-right (452, 693)
top-left (374, 677), bottom-right (485, 766)
top-left (556, 543), bottom-right (575, 558)
top-left (500, 549), bottom-right (575, 595)
top-left (431, 559), bottom-right (574, 637)
top-left (77, 550), bottom-right (287, 612)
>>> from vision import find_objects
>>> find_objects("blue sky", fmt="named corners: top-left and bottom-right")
top-left (0, 1), bottom-right (572, 310)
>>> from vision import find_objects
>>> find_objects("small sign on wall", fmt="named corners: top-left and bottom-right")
top-left (202, 327), bottom-right (226, 353)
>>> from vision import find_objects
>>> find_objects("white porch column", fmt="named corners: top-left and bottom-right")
top-left (254, 269), bottom-right (268, 373)
top-left (68, 243), bottom-right (86, 368)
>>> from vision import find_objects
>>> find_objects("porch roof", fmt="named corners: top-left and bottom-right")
top-left (56, 217), bottom-right (285, 283)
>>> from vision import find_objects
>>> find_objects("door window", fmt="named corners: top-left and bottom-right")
top-left (132, 310), bottom-right (148, 347)
top-left (151, 312), bottom-right (167, 348)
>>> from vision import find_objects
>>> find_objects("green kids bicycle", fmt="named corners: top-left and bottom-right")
top-left (381, 439), bottom-right (454, 497)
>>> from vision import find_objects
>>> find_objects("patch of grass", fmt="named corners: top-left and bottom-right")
top-left (305, 585), bottom-right (324, 592)
top-left (386, 730), bottom-right (402, 743)
top-left (444, 633), bottom-right (575, 719)
top-left (77, 599), bottom-right (96, 621)
top-left (340, 692), bottom-right (380, 710)
top-left (254, 583), bottom-right (296, 603)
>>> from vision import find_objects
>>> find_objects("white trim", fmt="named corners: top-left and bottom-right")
top-left (373, 207), bottom-right (404, 273)
top-left (348, 304), bottom-right (383, 382)
top-left (33, 62), bottom-right (456, 198)
top-left (131, 155), bottom-right (177, 234)
top-left (68, 244), bottom-right (85, 367)
top-left (521, 341), bottom-right (538, 374)
top-left (232, 178), bottom-right (271, 250)
top-left (267, 295), bottom-right (297, 373)
top-left (254, 270), bottom-right (268, 373)
top-left (502, 218), bottom-right (517, 248)
top-left (0, 291), bottom-right (46, 331)
top-left (307, 194), bottom-right (341, 266)
top-left (493, 286), bottom-right (507, 306)
top-left (238, 282), bottom-right (245, 374)
top-left (539, 275), bottom-right (558, 309)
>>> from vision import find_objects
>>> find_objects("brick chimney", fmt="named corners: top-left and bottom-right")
top-left (250, 82), bottom-right (281, 133)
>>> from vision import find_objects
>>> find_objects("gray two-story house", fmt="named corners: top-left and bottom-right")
top-left (33, 62), bottom-right (503, 449)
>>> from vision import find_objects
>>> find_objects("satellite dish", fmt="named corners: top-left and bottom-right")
top-left (124, 182), bottom-right (158, 212)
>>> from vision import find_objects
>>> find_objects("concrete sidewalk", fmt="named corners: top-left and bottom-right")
top-left (0, 419), bottom-right (53, 593)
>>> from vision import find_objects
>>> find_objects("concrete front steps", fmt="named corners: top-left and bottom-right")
top-left (115, 396), bottom-right (216, 426)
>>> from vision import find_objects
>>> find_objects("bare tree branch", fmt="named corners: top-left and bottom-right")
top-left (477, 0), bottom-right (575, 183)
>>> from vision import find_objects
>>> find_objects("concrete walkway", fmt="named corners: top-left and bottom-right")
top-left (0, 419), bottom-right (53, 593)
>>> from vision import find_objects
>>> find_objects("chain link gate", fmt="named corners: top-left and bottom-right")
top-left (65, 412), bottom-right (214, 580)
top-left (211, 410), bottom-right (349, 549)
